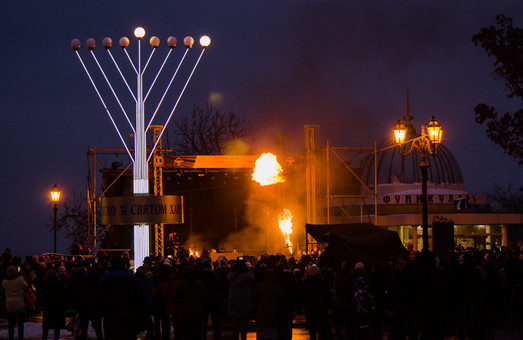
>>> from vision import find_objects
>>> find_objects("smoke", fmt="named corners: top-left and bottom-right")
top-left (219, 161), bottom-right (308, 256)
top-left (183, 233), bottom-right (207, 252)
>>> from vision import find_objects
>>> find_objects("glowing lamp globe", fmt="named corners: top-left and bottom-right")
top-left (199, 36), bottom-right (211, 48)
top-left (50, 184), bottom-right (61, 203)
top-left (427, 116), bottom-right (442, 144)
top-left (393, 119), bottom-right (407, 144)
top-left (134, 27), bottom-right (146, 40)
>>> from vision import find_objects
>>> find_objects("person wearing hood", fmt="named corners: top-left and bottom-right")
top-left (2, 265), bottom-right (28, 340)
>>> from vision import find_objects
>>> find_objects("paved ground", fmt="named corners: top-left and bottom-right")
top-left (1, 312), bottom-right (523, 339)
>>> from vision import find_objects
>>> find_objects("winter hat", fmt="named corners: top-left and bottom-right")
top-left (307, 265), bottom-right (320, 277)
top-left (6, 265), bottom-right (17, 276)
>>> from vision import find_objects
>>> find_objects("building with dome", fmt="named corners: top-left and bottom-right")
top-left (318, 110), bottom-right (523, 254)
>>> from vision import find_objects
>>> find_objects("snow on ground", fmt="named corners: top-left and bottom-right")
top-left (0, 321), bottom-right (98, 339)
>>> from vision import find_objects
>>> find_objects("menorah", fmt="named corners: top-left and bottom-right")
top-left (72, 27), bottom-right (210, 268)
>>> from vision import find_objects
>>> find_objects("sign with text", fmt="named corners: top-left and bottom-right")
top-left (361, 193), bottom-right (486, 205)
top-left (101, 195), bottom-right (183, 225)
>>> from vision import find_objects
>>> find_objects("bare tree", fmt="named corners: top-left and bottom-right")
top-left (45, 190), bottom-right (104, 253)
top-left (487, 184), bottom-right (523, 213)
top-left (172, 102), bottom-right (253, 155)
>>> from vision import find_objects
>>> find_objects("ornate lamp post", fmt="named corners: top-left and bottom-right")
top-left (50, 184), bottom-right (61, 253)
top-left (393, 116), bottom-right (443, 251)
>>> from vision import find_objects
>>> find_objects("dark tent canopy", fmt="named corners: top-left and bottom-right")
top-left (306, 223), bottom-right (406, 269)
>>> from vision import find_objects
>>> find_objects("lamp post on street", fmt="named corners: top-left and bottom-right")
top-left (50, 184), bottom-right (61, 253)
top-left (393, 116), bottom-right (442, 251)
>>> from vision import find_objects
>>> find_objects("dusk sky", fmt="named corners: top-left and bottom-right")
top-left (1, 1), bottom-right (522, 256)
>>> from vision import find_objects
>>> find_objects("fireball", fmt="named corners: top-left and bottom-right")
top-left (252, 153), bottom-right (285, 186)
top-left (278, 209), bottom-right (293, 254)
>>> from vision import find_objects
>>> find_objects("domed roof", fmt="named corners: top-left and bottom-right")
top-left (359, 109), bottom-right (463, 189)
top-left (360, 136), bottom-right (463, 187)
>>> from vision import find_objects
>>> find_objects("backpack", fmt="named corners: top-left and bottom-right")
top-left (354, 285), bottom-right (375, 315)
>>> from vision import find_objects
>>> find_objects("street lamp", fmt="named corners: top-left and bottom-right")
top-left (50, 184), bottom-right (61, 253)
top-left (393, 116), bottom-right (443, 251)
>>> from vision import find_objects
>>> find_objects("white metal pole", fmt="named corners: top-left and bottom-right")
top-left (134, 38), bottom-right (149, 269)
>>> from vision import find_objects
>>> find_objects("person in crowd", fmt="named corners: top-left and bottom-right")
top-left (214, 260), bottom-right (230, 335)
top-left (277, 265), bottom-right (299, 340)
top-left (252, 268), bottom-right (285, 340)
top-left (96, 255), bottom-right (146, 340)
top-left (173, 264), bottom-right (208, 340)
top-left (386, 253), bottom-right (417, 340)
top-left (455, 252), bottom-right (484, 340)
top-left (302, 264), bottom-right (333, 340)
top-left (227, 257), bottom-right (254, 340)
top-left (411, 251), bottom-right (447, 339)
top-left (200, 261), bottom-right (225, 340)
top-left (136, 264), bottom-right (156, 339)
top-left (337, 261), bottom-right (367, 335)
top-left (41, 268), bottom-right (67, 340)
top-left (20, 259), bottom-right (36, 289)
top-left (353, 276), bottom-right (376, 334)
top-left (367, 261), bottom-right (387, 337)
top-left (57, 266), bottom-right (68, 285)
top-left (20, 258), bottom-right (38, 318)
top-left (2, 265), bottom-right (27, 340)
top-left (152, 262), bottom-right (179, 340)
top-left (77, 265), bottom-right (104, 340)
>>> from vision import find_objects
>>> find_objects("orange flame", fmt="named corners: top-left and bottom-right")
top-left (252, 153), bottom-right (285, 186)
top-left (278, 209), bottom-right (293, 254)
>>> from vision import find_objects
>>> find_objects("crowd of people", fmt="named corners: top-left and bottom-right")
top-left (1, 244), bottom-right (523, 340)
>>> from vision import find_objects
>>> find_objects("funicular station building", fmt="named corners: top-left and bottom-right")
top-left (322, 126), bottom-right (523, 254)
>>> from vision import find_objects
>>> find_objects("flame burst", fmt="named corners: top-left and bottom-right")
top-left (278, 209), bottom-right (293, 254)
top-left (252, 153), bottom-right (285, 186)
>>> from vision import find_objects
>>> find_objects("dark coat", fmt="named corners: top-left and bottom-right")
top-left (252, 270), bottom-right (285, 328)
top-left (42, 282), bottom-right (67, 329)
top-left (152, 274), bottom-right (178, 315)
top-left (302, 275), bottom-right (332, 328)
top-left (42, 271), bottom-right (67, 330)
top-left (173, 276), bottom-right (208, 325)
top-left (227, 269), bottom-right (253, 317)
top-left (97, 270), bottom-right (146, 337)
top-left (200, 267), bottom-right (224, 313)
